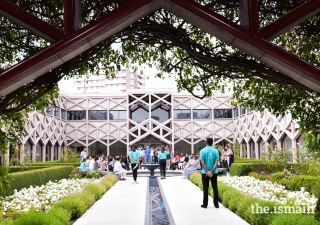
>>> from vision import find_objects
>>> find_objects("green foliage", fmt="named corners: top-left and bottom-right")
top-left (234, 158), bottom-right (263, 163)
top-left (85, 170), bottom-right (103, 179)
top-left (303, 131), bottom-right (320, 154)
top-left (315, 199), bottom-right (320, 222)
top-left (75, 192), bottom-right (96, 208)
top-left (32, 162), bottom-right (80, 167)
top-left (258, 175), bottom-right (270, 181)
top-left (14, 212), bottom-right (64, 225)
top-left (230, 163), bottom-right (267, 176)
top-left (286, 175), bottom-right (320, 194)
top-left (60, 147), bottom-right (80, 163)
top-left (83, 184), bottom-right (106, 200)
top-left (103, 174), bottom-right (119, 185)
top-left (248, 172), bottom-right (259, 179)
top-left (262, 145), bottom-right (291, 173)
top-left (0, 166), bottom-right (11, 198)
top-left (53, 198), bottom-right (86, 220)
top-left (271, 214), bottom-right (320, 225)
top-left (1, 166), bottom-right (73, 197)
top-left (47, 207), bottom-right (71, 225)
top-left (69, 168), bottom-right (86, 179)
top-left (8, 166), bottom-right (47, 173)
top-left (272, 172), bottom-right (285, 184)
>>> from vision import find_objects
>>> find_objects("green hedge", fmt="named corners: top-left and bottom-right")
top-left (234, 158), bottom-right (263, 164)
top-left (2, 166), bottom-right (74, 197)
top-left (190, 173), bottom-right (320, 225)
top-left (230, 163), bottom-right (267, 176)
top-left (9, 166), bottom-right (48, 173)
top-left (32, 162), bottom-right (80, 167)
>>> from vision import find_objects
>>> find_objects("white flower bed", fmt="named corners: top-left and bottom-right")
top-left (0, 178), bottom-right (101, 215)
top-left (218, 176), bottom-right (318, 212)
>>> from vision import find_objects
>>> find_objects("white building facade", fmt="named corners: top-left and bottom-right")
top-left (75, 69), bottom-right (145, 93)
top-left (14, 89), bottom-right (305, 162)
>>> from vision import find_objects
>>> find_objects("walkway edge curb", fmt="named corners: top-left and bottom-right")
top-left (157, 177), bottom-right (176, 225)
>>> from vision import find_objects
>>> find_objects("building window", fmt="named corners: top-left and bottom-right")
top-left (193, 109), bottom-right (211, 119)
top-left (110, 110), bottom-right (127, 120)
top-left (54, 107), bottom-right (60, 118)
top-left (248, 105), bottom-right (254, 113)
top-left (214, 109), bottom-right (232, 119)
top-left (240, 105), bottom-right (246, 115)
top-left (61, 109), bottom-right (66, 120)
top-left (88, 110), bottom-right (108, 120)
top-left (46, 105), bottom-right (52, 115)
top-left (174, 109), bottom-right (191, 119)
top-left (67, 111), bottom-right (86, 120)
top-left (233, 108), bottom-right (239, 118)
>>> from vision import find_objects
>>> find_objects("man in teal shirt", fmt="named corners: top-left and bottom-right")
top-left (200, 138), bottom-right (219, 208)
top-left (129, 144), bottom-right (141, 184)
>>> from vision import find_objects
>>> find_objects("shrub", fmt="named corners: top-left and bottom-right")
top-left (69, 168), bottom-right (86, 179)
top-left (32, 162), bottom-right (80, 167)
top-left (53, 197), bottom-right (86, 220)
top-left (271, 214), bottom-right (320, 225)
top-left (103, 174), bottom-right (118, 184)
top-left (286, 175), bottom-right (320, 193)
top-left (85, 170), bottom-right (103, 179)
top-left (75, 192), bottom-right (96, 208)
top-left (258, 175), bottom-right (270, 181)
top-left (60, 147), bottom-right (79, 163)
top-left (230, 163), bottom-right (253, 176)
top-left (3, 166), bottom-right (73, 197)
top-left (47, 207), bottom-right (71, 224)
top-left (8, 166), bottom-right (47, 173)
top-left (14, 212), bottom-right (64, 225)
top-left (272, 172), bottom-right (285, 184)
top-left (83, 184), bottom-right (106, 200)
top-left (101, 180), bottom-right (114, 191)
top-left (234, 158), bottom-right (263, 164)
top-left (248, 172), bottom-right (259, 179)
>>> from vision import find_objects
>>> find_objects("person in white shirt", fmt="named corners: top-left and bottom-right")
top-left (88, 156), bottom-right (95, 171)
top-left (114, 156), bottom-right (127, 180)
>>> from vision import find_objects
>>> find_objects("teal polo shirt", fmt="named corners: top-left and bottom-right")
top-left (129, 150), bottom-right (140, 164)
top-left (158, 151), bottom-right (168, 160)
top-left (200, 146), bottom-right (219, 174)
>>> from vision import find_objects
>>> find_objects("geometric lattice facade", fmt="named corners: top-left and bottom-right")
top-left (18, 90), bottom-right (303, 162)
top-left (233, 109), bottom-right (303, 160)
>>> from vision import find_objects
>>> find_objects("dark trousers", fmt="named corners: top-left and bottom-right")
top-left (202, 174), bottom-right (218, 206)
top-left (131, 163), bottom-right (138, 181)
top-left (126, 163), bottom-right (130, 171)
top-left (160, 159), bottom-right (166, 177)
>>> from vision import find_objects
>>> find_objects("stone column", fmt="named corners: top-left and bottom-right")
top-left (58, 145), bottom-right (61, 160)
top-left (255, 142), bottom-right (260, 159)
top-left (32, 145), bottom-right (36, 162)
top-left (41, 145), bottom-right (46, 162)
top-left (50, 145), bottom-right (54, 161)
top-left (19, 143), bottom-right (25, 165)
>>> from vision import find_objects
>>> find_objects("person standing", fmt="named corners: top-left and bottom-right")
top-left (158, 146), bottom-right (168, 179)
top-left (124, 154), bottom-right (131, 170)
top-left (80, 147), bottom-right (87, 162)
top-left (200, 138), bottom-right (219, 209)
top-left (145, 146), bottom-right (151, 164)
top-left (166, 148), bottom-right (172, 170)
top-left (129, 145), bottom-right (140, 184)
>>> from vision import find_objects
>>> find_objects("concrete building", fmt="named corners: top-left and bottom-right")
top-left (13, 89), bottom-right (306, 163)
top-left (75, 69), bottom-right (145, 93)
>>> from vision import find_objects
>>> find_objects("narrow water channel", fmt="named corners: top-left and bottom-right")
top-left (148, 177), bottom-right (171, 225)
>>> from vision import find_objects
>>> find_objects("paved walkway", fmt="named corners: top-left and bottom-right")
top-left (74, 176), bottom-right (249, 225)
top-left (74, 177), bottom-right (148, 225)
top-left (159, 177), bottom-right (249, 225)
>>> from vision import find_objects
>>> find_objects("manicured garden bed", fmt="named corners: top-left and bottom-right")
top-left (190, 173), bottom-right (320, 225)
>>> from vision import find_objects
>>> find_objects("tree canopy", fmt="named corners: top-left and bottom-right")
top-left (1, 0), bottom-right (320, 153)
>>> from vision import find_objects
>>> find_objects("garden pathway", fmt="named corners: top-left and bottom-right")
top-left (73, 176), bottom-right (148, 225)
top-left (159, 176), bottom-right (250, 225)
top-left (74, 176), bottom-right (249, 225)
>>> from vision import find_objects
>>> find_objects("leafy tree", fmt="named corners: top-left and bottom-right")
top-left (0, 0), bottom-right (320, 152)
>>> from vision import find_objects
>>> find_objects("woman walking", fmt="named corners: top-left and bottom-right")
top-left (158, 146), bottom-right (168, 179)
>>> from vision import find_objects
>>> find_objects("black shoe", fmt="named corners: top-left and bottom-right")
top-left (214, 204), bottom-right (219, 208)
top-left (201, 205), bottom-right (207, 208)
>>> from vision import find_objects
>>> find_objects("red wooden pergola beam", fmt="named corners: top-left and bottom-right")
top-left (64, 0), bottom-right (75, 36)
top-left (172, 0), bottom-right (320, 81)
top-left (0, 0), bottom-right (65, 42)
top-left (260, 0), bottom-right (320, 40)
top-left (248, 0), bottom-right (259, 35)
top-left (0, 0), bottom-right (152, 90)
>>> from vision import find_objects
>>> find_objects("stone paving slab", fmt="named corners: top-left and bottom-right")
top-left (158, 176), bottom-right (250, 225)
top-left (74, 177), bottom-right (147, 225)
